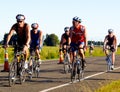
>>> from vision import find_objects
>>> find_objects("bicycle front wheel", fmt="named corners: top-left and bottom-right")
top-left (19, 61), bottom-right (27, 84)
top-left (34, 64), bottom-right (40, 78)
top-left (9, 61), bottom-right (17, 87)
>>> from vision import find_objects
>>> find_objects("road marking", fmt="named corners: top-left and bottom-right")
top-left (40, 66), bottom-right (120, 92)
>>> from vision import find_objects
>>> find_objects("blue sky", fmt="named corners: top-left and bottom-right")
top-left (0, 0), bottom-right (120, 44)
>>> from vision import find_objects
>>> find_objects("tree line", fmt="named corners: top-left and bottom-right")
top-left (0, 33), bottom-right (120, 47)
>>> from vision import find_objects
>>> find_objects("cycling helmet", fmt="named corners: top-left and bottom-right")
top-left (64, 27), bottom-right (70, 32)
top-left (108, 29), bottom-right (114, 34)
top-left (73, 16), bottom-right (82, 23)
top-left (16, 14), bottom-right (25, 21)
top-left (31, 23), bottom-right (39, 29)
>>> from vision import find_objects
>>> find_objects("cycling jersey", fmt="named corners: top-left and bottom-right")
top-left (61, 33), bottom-right (70, 45)
top-left (105, 35), bottom-right (116, 52)
top-left (12, 23), bottom-right (28, 46)
top-left (30, 30), bottom-right (40, 49)
top-left (70, 24), bottom-right (85, 43)
top-left (106, 35), bottom-right (115, 46)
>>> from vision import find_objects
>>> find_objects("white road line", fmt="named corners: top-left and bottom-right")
top-left (40, 66), bottom-right (120, 92)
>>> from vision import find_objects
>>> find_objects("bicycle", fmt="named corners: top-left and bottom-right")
top-left (105, 47), bottom-right (115, 71)
top-left (28, 48), bottom-right (40, 79)
top-left (63, 46), bottom-right (71, 74)
top-left (9, 47), bottom-right (27, 86)
top-left (71, 48), bottom-right (84, 82)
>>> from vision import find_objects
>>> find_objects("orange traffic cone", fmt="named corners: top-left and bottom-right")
top-left (1, 48), bottom-right (9, 72)
top-left (58, 51), bottom-right (64, 64)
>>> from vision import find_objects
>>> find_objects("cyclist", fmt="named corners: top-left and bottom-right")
top-left (30, 23), bottom-right (43, 65)
top-left (103, 29), bottom-right (117, 70)
top-left (89, 42), bottom-right (94, 56)
top-left (60, 27), bottom-right (71, 53)
top-left (70, 16), bottom-right (88, 70)
top-left (5, 14), bottom-right (30, 69)
top-left (59, 27), bottom-right (71, 64)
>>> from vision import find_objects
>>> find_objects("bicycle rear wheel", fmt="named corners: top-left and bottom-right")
top-left (9, 61), bottom-right (17, 87)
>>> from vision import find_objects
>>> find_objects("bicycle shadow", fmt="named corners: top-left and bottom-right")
top-left (0, 76), bottom-right (9, 87)
top-left (26, 76), bottom-right (69, 84)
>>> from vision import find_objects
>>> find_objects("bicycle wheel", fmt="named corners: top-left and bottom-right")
top-left (9, 61), bottom-right (17, 87)
top-left (28, 57), bottom-right (34, 80)
top-left (19, 61), bottom-right (27, 84)
top-left (34, 64), bottom-right (40, 78)
top-left (71, 61), bottom-right (77, 82)
top-left (64, 56), bottom-right (69, 73)
top-left (77, 60), bottom-right (84, 81)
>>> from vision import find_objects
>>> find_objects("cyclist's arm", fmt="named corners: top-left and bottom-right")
top-left (114, 35), bottom-right (117, 51)
top-left (25, 24), bottom-right (30, 47)
top-left (68, 36), bottom-right (71, 45)
top-left (103, 35), bottom-right (108, 51)
top-left (84, 26), bottom-right (88, 50)
top-left (60, 34), bottom-right (64, 48)
top-left (39, 30), bottom-right (43, 48)
top-left (6, 25), bottom-right (15, 45)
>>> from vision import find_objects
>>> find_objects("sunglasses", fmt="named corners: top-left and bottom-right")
top-left (17, 20), bottom-right (23, 23)
top-left (65, 31), bottom-right (69, 32)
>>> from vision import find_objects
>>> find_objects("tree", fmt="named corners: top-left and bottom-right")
top-left (3, 33), bottom-right (17, 45)
top-left (44, 33), bottom-right (59, 46)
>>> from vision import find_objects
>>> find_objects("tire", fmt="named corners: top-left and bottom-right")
top-left (77, 59), bottom-right (84, 81)
top-left (9, 61), bottom-right (17, 87)
top-left (71, 61), bottom-right (77, 82)
top-left (19, 61), bottom-right (27, 84)
top-left (64, 64), bottom-right (69, 74)
top-left (64, 53), bottom-right (70, 74)
top-left (35, 64), bottom-right (40, 78)
top-left (28, 57), bottom-right (34, 80)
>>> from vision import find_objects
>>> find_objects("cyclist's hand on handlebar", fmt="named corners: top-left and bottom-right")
top-left (84, 46), bottom-right (87, 51)
top-left (3, 44), bottom-right (9, 49)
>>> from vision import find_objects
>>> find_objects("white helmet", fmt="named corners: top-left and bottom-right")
top-left (73, 16), bottom-right (82, 23)
top-left (64, 27), bottom-right (70, 32)
top-left (108, 29), bottom-right (114, 34)
top-left (16, 14), bottom-right (25, 21)
top-left (31, 23), bottom-right (39, 29)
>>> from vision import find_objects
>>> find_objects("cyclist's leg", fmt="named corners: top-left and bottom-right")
top-left (104, 45), bottom-right (109, 56)
top-left (63, 44), bottom-right (67, 58)
top-left (70, 43), bottom-right (77, 77)
top-left (70, 43), bottom-right (77, 63)
top-left (78, 42), bottom-right (86, 68)
top-left (35, 46), bottom-right (41, 64)
top-left (110, 46), bottom-right (116, 69)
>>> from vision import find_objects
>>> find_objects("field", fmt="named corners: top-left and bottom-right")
top-left (0, 45), bottom-right (120, 64)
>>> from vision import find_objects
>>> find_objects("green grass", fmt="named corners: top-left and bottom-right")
top-left (0, 45), bottom-right (120, 64)
top-left (95, 80), bottom-right (120, 92)
top-left (0, 46), bottom-right (59, 64)
top-left (40, 46), bottom-right (59, 60)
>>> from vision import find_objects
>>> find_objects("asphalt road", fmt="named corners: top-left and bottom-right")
top-left (0, 55), bottom-right (120, 92)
